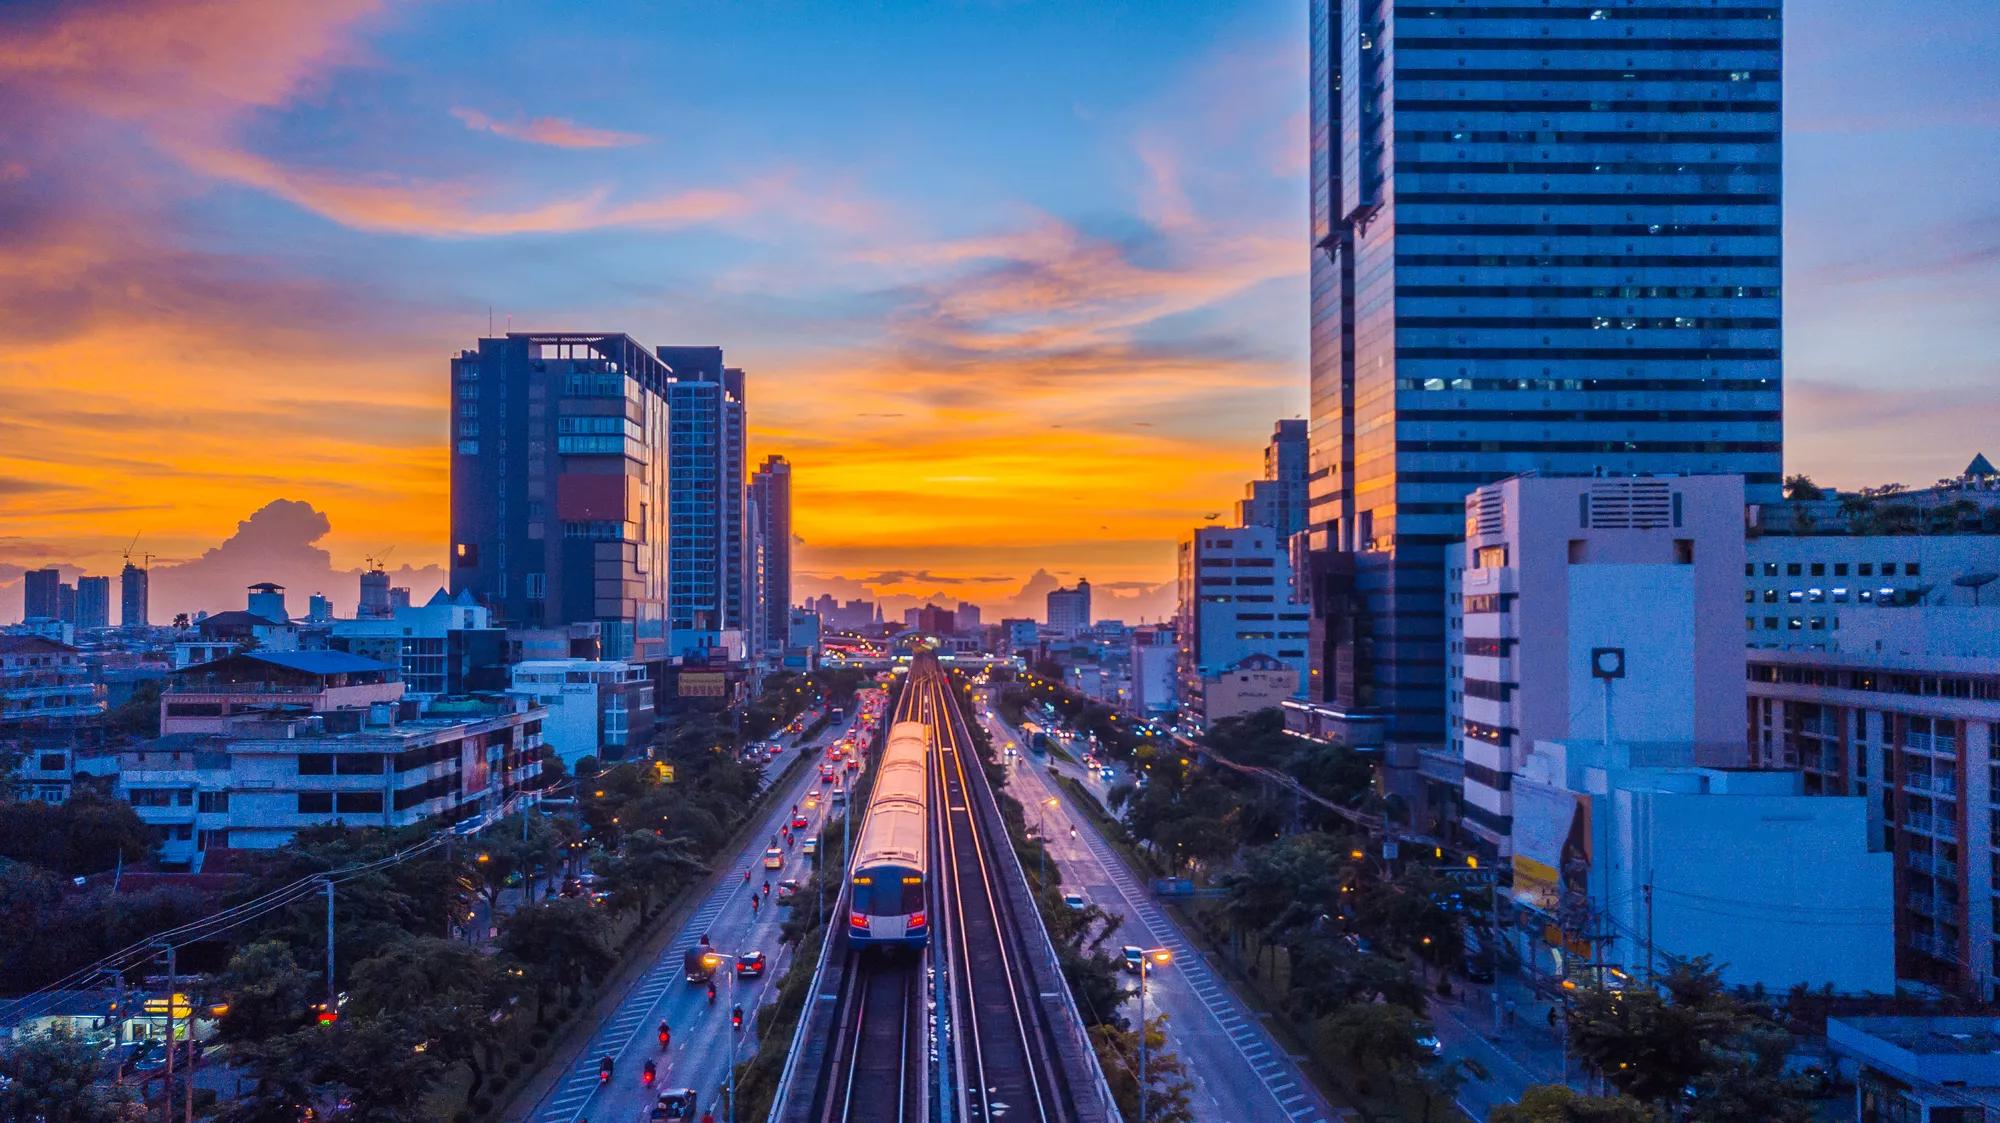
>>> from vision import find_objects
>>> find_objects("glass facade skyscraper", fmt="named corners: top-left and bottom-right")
top-left (1305, 0), bottom-right (1783, 744)
top-left (656, 346), bottom-right (748, 658)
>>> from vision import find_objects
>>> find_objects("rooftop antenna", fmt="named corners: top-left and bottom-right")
top-left (1955, 572), bottom-right (1998, 607)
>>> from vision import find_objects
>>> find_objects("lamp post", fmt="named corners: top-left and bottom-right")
top-left (1036, 795), bottom-right (1060, 887)
top-left (701, 949), bottom-right (745, 1123)
top-left (1135, 946), bottom-right (1172, 1123)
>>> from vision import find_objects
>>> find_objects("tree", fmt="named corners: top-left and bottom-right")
top-left (1316, 1001), bottom-right (1428, 1079)
top-left (106, 678), bottom-right (164, 739)
top-left (499, 899), bottom-right (613, 1004)
top-left (1782, 474), bottom-right (1823, 501)
top-left (345, 938), bottom-right (509, 1105)
top-left (1090, 1015), bottom-right (1197, 1123)
top-left (0, 1028), bottom-right (145, 1122)
top-left (597, 829), bottom-right (705, 918)
top-left (1491, 1085), bottom-right (1660, 1123)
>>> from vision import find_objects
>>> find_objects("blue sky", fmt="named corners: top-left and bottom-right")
top-left (0, 0), bottom-right (1994, 621)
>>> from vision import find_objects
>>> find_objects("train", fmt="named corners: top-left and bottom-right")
top-left (847, 718), bottom-right (929, 947)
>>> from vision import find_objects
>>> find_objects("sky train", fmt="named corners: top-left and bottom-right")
top-left (848, 718), bottom-right (929, 947)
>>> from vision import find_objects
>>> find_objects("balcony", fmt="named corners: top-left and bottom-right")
top-left (1906, 772), bottom-right (1959, 798)
top-left (1908, 852), bottom-right (1959, 881)
top-left (1905, 812), bottom-right (1959, 842)
top-left (1907, 894), bottom-right (1961, 925)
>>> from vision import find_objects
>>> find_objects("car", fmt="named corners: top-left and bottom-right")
top-left (649, 1088), bottom-right (699, 1120)
top-left (831, 788), bottom-right (847, 806)
top-left (1062, 892), bottom-right (1087, 910)
top-left (762, 847), bottom-right (785, 870)
top-left (1121, 946), bottom-right (1148, 973)
top-left (820, 765), bottom-right (836, 782)
top-left (1416, 1031), bottom-right (1444, 1059)
top-left (776, 878), bottom-right (801, 902)
top-left (1099, 766), bottom-right (1115, 781)
top-left (1459, 955), bottom-right (1496, 984)
top-left (844, 757), bottom-right (859, 772)
top-left (791, 814), bottom-right (809, 830)
top-left (802, 836), bottom-right (818, 856)
top-left (735, 951), bottom-right (768, 979)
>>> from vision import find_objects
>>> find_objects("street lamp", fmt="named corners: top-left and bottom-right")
top-left (1134, 946), bottom-right (1172, 1123)
top-left (1035, 796), bottom-right (1060, 886)
top-left (700, 949), bottom-right (747, 1122)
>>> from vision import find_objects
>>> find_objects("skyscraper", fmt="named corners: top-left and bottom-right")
top-left (1237, 419), bottom-right (1310, 541)
top-left (1304, 0), bottom-right (1783, 744)
top-left (655, 346), bottom-right (748, 658)
top-left (449, 334), bottom-right (672, 663)
top-left (22, 568), bottom-right (60, 622)
top-left (748, 455), bottom-right (792, 658)
top-left (120, 561), bottom-right (149, 629)
top-left (75, 575), bottom-right (111, 630)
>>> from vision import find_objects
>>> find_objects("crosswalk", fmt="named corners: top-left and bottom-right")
top-left (1067, 820), bottom-right (1333, 1123)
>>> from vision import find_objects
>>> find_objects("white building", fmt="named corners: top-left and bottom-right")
top-left (1829, 1016), bottom-right (2000, 1121)
top-left (329, 588), bottom-right (504, 700)
top-left (784, 609), bottom-right (821, 672)
top-left (1046, 579), bottom-right (1092, 637)
top-left (122, 700), bottom-right (543, 867)
top-left (1126, 624), bottom-right (1177, 717)
top-left (1511, 737), bottom-right (1893, 994)
top-left (1175, 525), bottom-right (1308, 727)
top-left (508, 659), bottom-right (655, 768)
top-left (1448, 475), bottom-right (1750, 857)
top-left (1743, 534), bottom-right (2000, 649)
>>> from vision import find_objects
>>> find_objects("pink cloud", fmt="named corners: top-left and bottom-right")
top-left (450, 106), bottom-right (648, 149)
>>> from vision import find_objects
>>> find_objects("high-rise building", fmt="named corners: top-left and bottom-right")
top-left (74, 576), bottom-right (111, 631)
top-left (120, 562), bottom-right (149, 629)
top-left (1303, 0), bottom-right (1784, 744)
top-left (23, 568), bottom-right (60, 622)
top-left (1045, 579), bottom-right (1092, 636)
top-left (655, 346), bottom-right (748, 659)
top-left (358, 565), bottom-right (392, 619)
top-left (1237, 419), bottom-right (1309, 541)
top-left (748, 455), bottom-right (792, 658)
top-left (1176, 527), bottom-right (1310, 726)
top-left (449, 334), bottom-right (672, 663)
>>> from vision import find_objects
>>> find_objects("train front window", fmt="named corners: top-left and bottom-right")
top-left (852, 866), bottom-right (923, 915)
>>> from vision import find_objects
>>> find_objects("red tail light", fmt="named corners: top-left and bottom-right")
top-left (849, 912), bottom-right (869, 929)
top-left (907, 911), bottom-right (927, 929)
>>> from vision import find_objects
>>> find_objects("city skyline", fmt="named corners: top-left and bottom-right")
top-left (2, 0), bottom-right (1997, 623)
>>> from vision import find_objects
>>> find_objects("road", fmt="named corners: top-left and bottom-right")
top-left (527, 697), bottom-right (881, 1123)
top-left (982, 703), bottom-right (1338, 1123)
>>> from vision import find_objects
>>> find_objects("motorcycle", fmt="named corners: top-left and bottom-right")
top-left (598, 1056), bottom-right (614, 1083)
top-left (658, 1022), bottom-right (671, 1048)
top-left (642, 1059), bottom-right (656, 1086)
top-left (731, 1004), bottom-right (744, 1031)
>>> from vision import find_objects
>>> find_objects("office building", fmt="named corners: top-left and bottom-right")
top-left (784, 608), bottom-right (819, 672)
top-left (509, 659), bottom-right (655, 767)
top-left (22, 568), bottom-right (60, 622)
top-left (1830, 1017), bottom-right (2000, 1120)
top-left (1748, 603), bottom-right (2000, 999)
top-left (1127, 624), bottom-right (1178, 717)
top-left (749, 455), bottom-right (792, 658)
top-left (449, 334), bottom-right (672, 662)
top-left (121, 562), bottom-right (149, 629)
top-left (1743, 534), bottom-right (2000, 649)
top-left (1046, 579), bottom-right (1092, 637)
top-left (1175, 526), bottom-right (1309, 727)
top-left (655, 346), bottom-right (748, 659)
top-left (1237, 419), bottom-right (1309, 541)
top-left (307, 593), bottom-right (335, 623)
top-left (74, 576), bottom-right (110, 631)
top-left (1302, 0), bottom-right (1785, 745)
top-left (330, 588), bottom-right (507, 701)
top-left (913, 604), bottom-right (956, 636)
top-left (954, 602), bottom-right (983, 633)
top-left (126, 676), bottom-right (543, 867)
top-left (358, 565), bottom-right (393, 619)
top-left (1448, 474), bottom-right (1747, 857)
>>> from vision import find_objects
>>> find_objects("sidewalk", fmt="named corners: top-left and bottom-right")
top-left (1428, 963), bottom-right (1583, 1118)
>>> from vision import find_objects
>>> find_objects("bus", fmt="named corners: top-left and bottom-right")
top-left (1021, 722), bottom-right (1051, 756)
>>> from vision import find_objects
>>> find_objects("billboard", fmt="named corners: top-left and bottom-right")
top-left (679, 672), bottom-right (727, 698)
top-left (1510, 778), bottom-right (1590, 912)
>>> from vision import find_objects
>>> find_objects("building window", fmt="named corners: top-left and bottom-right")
top-left (336, 792), bottom-right (384, 814)
top-left (198, 791), bottom-right (230, 814)
top-left (298, 755), bottom-right (334, 776)
top-left (297, 792), bottom-right (334, 814)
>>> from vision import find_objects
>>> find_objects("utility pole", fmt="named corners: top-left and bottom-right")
top-left (1644, 882), bottom-right (1655, 982)
top-left (324, 879), bottom-right (337, 1012)
top-left (160, 943), bottom-right (178, 1109)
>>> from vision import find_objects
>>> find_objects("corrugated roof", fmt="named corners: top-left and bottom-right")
top-left (0, 634), bottom-right (76, 655)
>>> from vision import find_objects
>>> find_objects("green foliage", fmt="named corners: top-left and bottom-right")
top-left (1490, 1085), bottom-right (1661, 1123)
top-left (0, 792), bottom-right (154, 877)
top-left (0, 1028), bottom-right (144, 1122)
top-left (105, 677), bottom-right (164, 739)
top-left (1566, 958), bottom-right (1816, 1119)
top-left (499, 898), bottom-right (613, 1002)
top-left (1089, 1015), bottom-right (1198, 1123)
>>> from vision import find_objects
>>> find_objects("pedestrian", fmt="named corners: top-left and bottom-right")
top-left (1505, 997), bottom-right (1518, 1026)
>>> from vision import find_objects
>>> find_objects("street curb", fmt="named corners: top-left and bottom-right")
top-left (494, 744), bottom-right (816, 1122)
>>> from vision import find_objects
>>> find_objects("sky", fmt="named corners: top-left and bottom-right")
top-left (0, 0), bottom-right (1996, 625)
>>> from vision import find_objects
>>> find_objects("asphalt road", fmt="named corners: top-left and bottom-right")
top-left (982, 705), bottom-right (1338, 1123)
top-left (527, 698), bottom-right (880, 1123)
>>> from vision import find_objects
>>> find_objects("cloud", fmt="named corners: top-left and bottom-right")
top-left (451, 106), bottom-right (647, 149)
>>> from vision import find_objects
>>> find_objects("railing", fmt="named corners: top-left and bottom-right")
top-left (1907, 772), bottom-right (1959, 798)
top-left (1904, 812), bottom-right (1958, 841)
top-left (1908, 853), bottom-right (1959, 881)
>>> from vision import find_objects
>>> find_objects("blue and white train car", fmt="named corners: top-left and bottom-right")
top-left (847, 720), bottom-right (929, 948)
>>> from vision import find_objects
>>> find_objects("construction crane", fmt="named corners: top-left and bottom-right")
top-left (363, 546), bottom-right (395, 573)
top-left (122, 534), bottom-right (154, 569)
